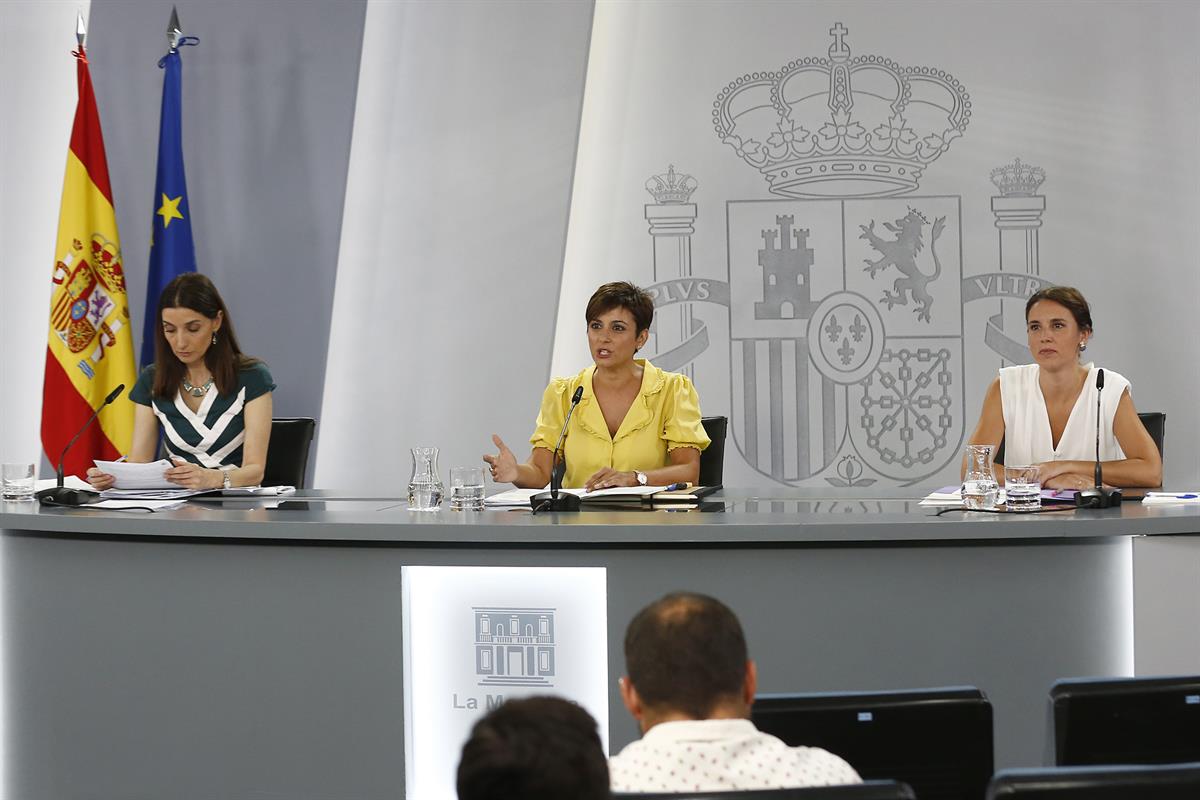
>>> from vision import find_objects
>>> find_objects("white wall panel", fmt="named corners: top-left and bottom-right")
top-left (317, 0), bottom-right (593, 490)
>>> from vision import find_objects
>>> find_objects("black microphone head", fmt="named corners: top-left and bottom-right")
top-left (571, 386), bottom-right (584, 404)
top-left (1095, 369), bottom-right (1104, 390)
top-left (104, 383), bottom-right (126, 404)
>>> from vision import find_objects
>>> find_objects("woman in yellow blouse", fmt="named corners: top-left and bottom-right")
top-left (484, 281), bottom-right (710, 491)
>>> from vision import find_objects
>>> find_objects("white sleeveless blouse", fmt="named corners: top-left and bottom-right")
top-left (998, 363), bottom-right (1128, 466)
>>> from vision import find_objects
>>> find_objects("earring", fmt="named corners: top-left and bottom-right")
top-left (212, 333), bottom-right (218, 345)
top-left (1079, 343), bottom-right (1087, 352)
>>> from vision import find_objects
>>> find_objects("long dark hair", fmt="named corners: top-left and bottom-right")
top-left (152, 273), bottom-right (257, 398)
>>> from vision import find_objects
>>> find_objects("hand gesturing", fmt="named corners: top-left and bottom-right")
top-left (483, 434), bottom-right (518, 484)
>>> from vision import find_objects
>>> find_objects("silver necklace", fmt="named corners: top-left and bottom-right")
top-left (181, 376), bottom-right (214, 398)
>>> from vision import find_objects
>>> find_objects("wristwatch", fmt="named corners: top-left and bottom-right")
top-left (635, 471), bottom-right (648, 486)
top-left (222, 468), bottom-right (233, 490)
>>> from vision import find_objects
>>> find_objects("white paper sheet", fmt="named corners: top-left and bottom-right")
top-left (93, 459), bottom-right (176, 490)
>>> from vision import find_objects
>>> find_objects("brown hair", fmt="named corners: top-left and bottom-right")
top-left (152, 273), bottom-right (257, 398)
top-left (624, 592), bottom-right (748, 719)
top-left (585, 281), bottom-right (655, 334)
top-left (1025, 286), bottom-right (1093, 333)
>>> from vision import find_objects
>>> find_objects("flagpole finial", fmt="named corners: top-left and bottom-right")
top-left (167, 6), bottom-right (182, 52)
top-left (76, 10), bottom-right (87, 48)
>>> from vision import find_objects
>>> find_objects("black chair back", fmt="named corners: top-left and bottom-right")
top-left (262, 417), bottom-right (316, 488)
top-left (994, 411), bottom-right (1165, 465)
top-left (1050, 674), bottom-right (1200, 767)
top-left (699, 415), bottom-right (727, 486)
top-left (752, 686), bottom-right (994, 800)
top-left (1139, 411), bottom-right (1166, 458)
top-left (617, 782), bottom-right (916, 800)
top-left (987, 762), bottom-right (1200, 799)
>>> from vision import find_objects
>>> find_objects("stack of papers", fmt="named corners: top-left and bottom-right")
top-left (100, 485), bottom-right (296, 501)
top-left (1141, 492), bottom-right (1200, 505)
top-left (88, 499), bottom-right (189, 512)
top-left (919, 486), bottom-right (1078, 508)
top-left (484, 485), bottom-right (719, 509)
top-left (484, 485), bottom-right (666, 508)
top-left (94, 459), bottom-right (176, 489)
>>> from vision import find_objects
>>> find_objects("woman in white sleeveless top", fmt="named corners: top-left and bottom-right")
top-left (964, 287), bottom-right (1161, 490)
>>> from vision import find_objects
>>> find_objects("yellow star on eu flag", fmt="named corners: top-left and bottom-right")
top-left (157, 193), bottom-right (185, 228)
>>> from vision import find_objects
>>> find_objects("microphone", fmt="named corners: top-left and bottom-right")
top-left (1076, 369), bottom-right (1122, 509)
top-left (36, 383), bottom-right (125, 507)
top-left (531, 385), bottom-right (584, 513)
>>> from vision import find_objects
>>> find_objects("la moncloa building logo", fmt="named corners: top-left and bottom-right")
top-left (473, 607), bottom-right (557, 688)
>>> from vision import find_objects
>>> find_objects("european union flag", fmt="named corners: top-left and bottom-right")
top-left (141, 47), bottom-right (197, 367)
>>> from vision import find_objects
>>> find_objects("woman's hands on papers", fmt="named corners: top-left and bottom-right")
top-left (85, 467), bottom-right (116, 491)
top-left (584, 468), bottom-right (638, 492)
top-left (166, 456), bottom-right (223, 490)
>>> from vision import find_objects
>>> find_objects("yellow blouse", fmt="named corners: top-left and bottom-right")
top-left (529, 360), bottom-right (710, 488)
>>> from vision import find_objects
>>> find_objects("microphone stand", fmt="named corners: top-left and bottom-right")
top-left (532, 387), bottom-right (584, 513)
top-left (1076, 369), bottom-right (1122, 509)
top-left (36, 383), bottom-right (125, 507)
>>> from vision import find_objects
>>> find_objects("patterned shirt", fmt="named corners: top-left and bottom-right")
top-left (130, 363), bottom-right (275, 469)
top-left (609, 718), bottom-right (861, 794)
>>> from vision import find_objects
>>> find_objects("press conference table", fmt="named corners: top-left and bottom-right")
top-left (3, 490), bottom-right (1199, 800)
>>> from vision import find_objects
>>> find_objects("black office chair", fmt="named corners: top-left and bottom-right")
top-left (1049, 675), bottom-right (1200, 767)
top-left (262, 417), bottom-right (316, 488)
top-left (986, 762), bottom-right (1200, 799)
top-left (994, 411), bottom-right (1165, 465)
top-left (752, 686), bottom-right (994, 800)
top-left (617, 782), bottom-right (915, 800)
top-left (699, 415), bottom-right (728, 486)
top-left (1139, 411), bottom-right (1166, 459)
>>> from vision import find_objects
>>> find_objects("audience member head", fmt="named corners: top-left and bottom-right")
top-left (153, 272), bottom-right (253, 397)
top-left (621, 592), bottom-right (757, 731)
top-left (456, 695), bottom-right (610, 800)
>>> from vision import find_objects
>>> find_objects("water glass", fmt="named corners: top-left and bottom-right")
top-left (449, 466), bottom-right (486, 511)
top-left (2, 462), bottom-right (36, 501)
top-left (1005, 465), bottom-right (1042, 512)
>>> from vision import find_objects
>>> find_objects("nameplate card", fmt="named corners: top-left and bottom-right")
top-left (401, 565), bottom-right (609, 800)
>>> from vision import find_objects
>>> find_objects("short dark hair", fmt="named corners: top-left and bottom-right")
top-left (1025, 286), bottom-right (1092, 333)
top-left (585, 281), bottom-right (655, 335)
top-left (456, 696), bottom-right (610, 800)
top-left (153, 273), bottom-right (258, 398)
top-left (624, 592), bottom-right (748, 719)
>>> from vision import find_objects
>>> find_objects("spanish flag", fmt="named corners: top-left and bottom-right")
top-left (41, 44), bottom-right (136, 477)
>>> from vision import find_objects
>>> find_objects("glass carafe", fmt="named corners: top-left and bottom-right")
top-left (407, 447), bottom-right (444, 511)
top-left (961, 444), bottom-right (998, 510)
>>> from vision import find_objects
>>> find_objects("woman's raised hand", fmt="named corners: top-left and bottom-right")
top-left (483, 435), bottom-right (519, 484)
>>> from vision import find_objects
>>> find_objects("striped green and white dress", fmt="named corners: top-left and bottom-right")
top-left (130, 363), bottom-right (275, 469)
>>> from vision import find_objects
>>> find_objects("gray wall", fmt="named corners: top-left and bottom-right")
top-left (87, 0), bottom-right (368, 478)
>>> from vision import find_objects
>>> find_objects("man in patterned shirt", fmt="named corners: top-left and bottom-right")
top-left (609, 592), bottom-right (861, 793)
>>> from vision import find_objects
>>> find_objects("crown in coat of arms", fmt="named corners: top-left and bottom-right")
top-left (713, 22), bottom-right (971, 198)
top-left (645, 165), bottom-right (698, 204)
top-left (990, 157), bottom-right (1046, 196)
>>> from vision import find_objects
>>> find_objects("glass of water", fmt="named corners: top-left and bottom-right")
top-left (449, 466), bottom-right (486, 511)
top-left (1005, 465), bottom-right (1042, 512)
top-left (2, 462), bottom-right (36, 501)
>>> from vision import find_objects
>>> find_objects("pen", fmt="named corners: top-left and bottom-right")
top-left (664, 482), bottom-right (692, 491)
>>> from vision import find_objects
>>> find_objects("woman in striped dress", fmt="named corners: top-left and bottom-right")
top-left (86, 273), bottom-right (274, 491)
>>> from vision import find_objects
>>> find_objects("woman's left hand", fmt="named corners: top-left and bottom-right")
top-left (584, 468), bottom-right (638, 492)
top-left (165, 458), bottom-right (223, 490)
top-left (1042, 472), bottom-right (1099, 491)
